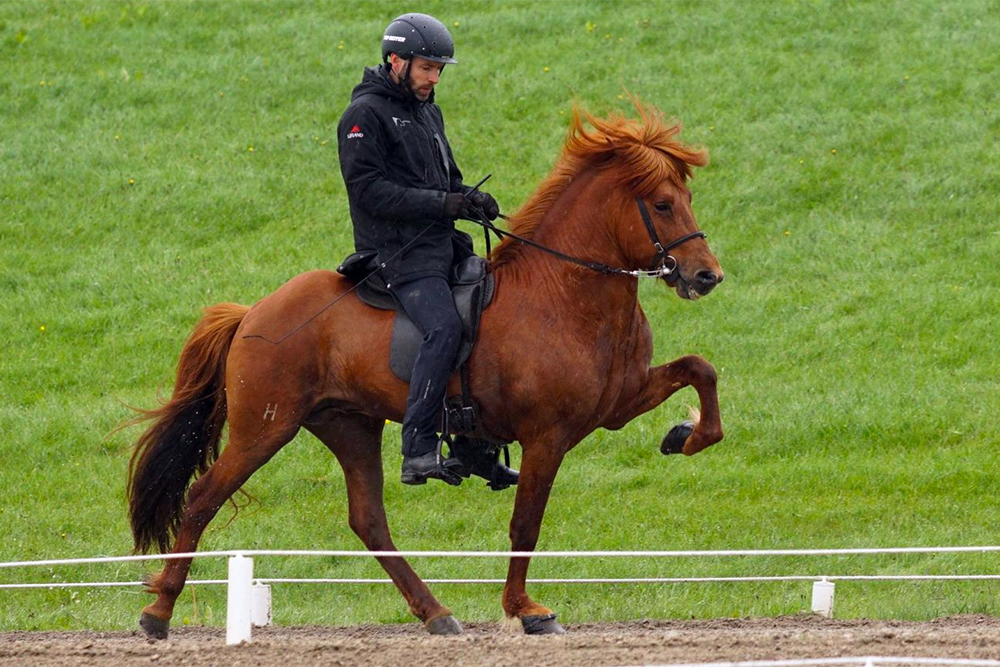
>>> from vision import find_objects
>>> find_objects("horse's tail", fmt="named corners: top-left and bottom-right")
top-left (126, 302), bottom-right (250, 554)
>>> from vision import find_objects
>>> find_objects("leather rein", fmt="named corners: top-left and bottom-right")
top-left (469, 197), bottom-right (706, 279)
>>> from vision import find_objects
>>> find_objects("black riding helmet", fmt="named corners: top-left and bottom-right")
top-left (381, 13), bottom-right (458, 65)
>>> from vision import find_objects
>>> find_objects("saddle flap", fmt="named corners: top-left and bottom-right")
top-left (389, 271), bottom-right (495, 383)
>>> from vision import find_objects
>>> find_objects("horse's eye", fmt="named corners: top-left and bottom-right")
top-left (654, 201), bottom-right (672, 213)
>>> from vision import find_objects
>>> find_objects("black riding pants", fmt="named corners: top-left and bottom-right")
top-left (389, 276), bottom-right (463, 457)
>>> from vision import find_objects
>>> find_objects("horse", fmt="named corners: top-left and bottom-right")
top-left (127, 100), bottom-right (725, 638)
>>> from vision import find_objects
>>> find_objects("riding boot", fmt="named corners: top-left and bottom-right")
top-left (448, 436), bottom-right (519, 491)
top-left (400, 449), bottom-right (462, 486)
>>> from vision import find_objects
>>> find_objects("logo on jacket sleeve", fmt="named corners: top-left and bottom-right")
top-left (347, 124), bottom-right (364, 139)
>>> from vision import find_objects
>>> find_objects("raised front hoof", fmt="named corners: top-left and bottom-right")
top-left (661, 421), bottom-right (694, 455)
top-left (521, 613), bottom-right (565, 635)
top-left (139, 612), bottom-right (170, 640)
top-left (425, 614), bottom-right (464, 635)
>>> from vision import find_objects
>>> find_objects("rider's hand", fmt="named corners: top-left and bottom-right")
top-left (443, 193), bottom-right (471, 219)
top-left (470, 191), bottom-right (500, 221)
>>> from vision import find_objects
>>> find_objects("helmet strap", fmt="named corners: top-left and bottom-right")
top-left (399, 59), bottom-right (421, 102)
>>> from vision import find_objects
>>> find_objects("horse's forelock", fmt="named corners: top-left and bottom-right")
top-left (571, 103), bottom-right (707, 195)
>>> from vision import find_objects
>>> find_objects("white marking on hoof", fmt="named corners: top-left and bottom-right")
top-left (688, 405), bottom-right (701, 426)
top-left (500, 615), bottom-right (522, 634)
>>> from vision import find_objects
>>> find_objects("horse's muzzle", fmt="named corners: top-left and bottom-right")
top-left (666, 269), bottom-right (722, 300)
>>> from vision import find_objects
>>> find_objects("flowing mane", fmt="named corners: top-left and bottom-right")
top-left (490, 100), bottom-right (708, 267)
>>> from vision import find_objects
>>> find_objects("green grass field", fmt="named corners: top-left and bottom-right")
top-left (2, 0), bottom-right (1000, 631)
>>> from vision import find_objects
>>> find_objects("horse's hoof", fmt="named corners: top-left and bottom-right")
top-left (661, 421), bottom-right (694, 455)
top-left (426, 614), bottom-right (464, 635)
top-left (139, 612), bottom-right (170, 640)
top-left (521, 613), bottom-right (565, 635)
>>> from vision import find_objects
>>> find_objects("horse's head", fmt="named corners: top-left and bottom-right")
top-left (492, 99), bottom-right (723, 299)
top-left (627, 178), bottom-right (724, 301)
top-left (599, 103), bottom-right (722, 300)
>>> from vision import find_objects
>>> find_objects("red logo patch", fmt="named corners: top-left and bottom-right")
top-left (347, 124), bottom-right (364, 139)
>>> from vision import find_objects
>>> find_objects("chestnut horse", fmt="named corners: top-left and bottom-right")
top-left (127, 102), bottom-right (724, 638)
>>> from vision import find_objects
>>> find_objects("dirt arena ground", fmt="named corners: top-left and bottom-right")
top-left (3, 615), bottom-right (1000, 667)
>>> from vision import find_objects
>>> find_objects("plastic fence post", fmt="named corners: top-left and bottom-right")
top-left (251, 581), bottom-right (272, 626)
top-left (226, 554), bottom-right (254, 644)
top-left (811, 577), bottom-right (835, 617)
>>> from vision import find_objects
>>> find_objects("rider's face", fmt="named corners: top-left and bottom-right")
top-left (390, 55), bottom-right (444, 101)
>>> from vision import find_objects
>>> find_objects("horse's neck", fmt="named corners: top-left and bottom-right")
top-left (493, 172), bottom-right (641, 324)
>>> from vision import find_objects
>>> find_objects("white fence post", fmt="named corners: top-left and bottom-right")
top-left (251, 581), bottom-right (272, 626)
top-left (226, 554), bottom-right (254, 644)
top-left (811, 577), bottom-right (835, 617)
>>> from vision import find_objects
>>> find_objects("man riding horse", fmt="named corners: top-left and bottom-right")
top-left (337, 13), bottom-right (518, 487)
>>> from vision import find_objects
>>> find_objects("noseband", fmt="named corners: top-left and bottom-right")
top-left (634, 198), bottom-right (706, 279)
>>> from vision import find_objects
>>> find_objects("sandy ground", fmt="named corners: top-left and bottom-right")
top-left (3, 616), bottom-right (1000, 667)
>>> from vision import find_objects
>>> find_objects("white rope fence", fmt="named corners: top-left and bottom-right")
top-left (6, 574), bottom-right (1000, 591)
top-left (2, 546), bottom-right (999, 644)
top-left (4, 545), bottom-right (1000, 569)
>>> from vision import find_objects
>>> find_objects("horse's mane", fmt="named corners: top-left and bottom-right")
top-left (491, 100), bottom-right (708, 267)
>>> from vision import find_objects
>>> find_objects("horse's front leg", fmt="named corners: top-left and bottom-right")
top-left (614, 354), bottom-right (723, 456)
top-left (503, 439), bottom-right (569, 634)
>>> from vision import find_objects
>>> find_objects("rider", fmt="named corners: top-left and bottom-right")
top-left (338, 13), bottom-right (517, 487)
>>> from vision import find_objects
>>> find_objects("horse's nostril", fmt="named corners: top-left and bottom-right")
top-left (695, 270), bottom-right (719, 287)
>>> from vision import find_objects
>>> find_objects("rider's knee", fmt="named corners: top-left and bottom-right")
top-left (433, 313), bottom-right (462, 351)
top-left (427, 313), bottom-right (462, 350)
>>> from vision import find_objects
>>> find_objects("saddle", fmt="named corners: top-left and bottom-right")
top-left (337, 250), bottom-right (514, 490)
top-left (337, 251), bottom-right (495, 383)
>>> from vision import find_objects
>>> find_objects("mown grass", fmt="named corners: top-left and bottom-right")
top-left (2, 0), bottom-right (1000, 631)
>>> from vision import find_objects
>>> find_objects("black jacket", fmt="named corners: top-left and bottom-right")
top-left (338, 65), bottom-right (474, 285)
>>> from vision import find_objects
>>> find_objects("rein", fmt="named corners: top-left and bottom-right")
top-left (467, 198), bottom-right (706, 279)
top-left (244, 188), bottom-right (705, 345)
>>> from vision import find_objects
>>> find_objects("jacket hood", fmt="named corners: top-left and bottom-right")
top-left (351, 64), bottom-right (435, 105)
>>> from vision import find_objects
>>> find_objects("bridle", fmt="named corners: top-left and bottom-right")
top-left (470, 196), bottom-right (706, 280)
top-left (634, 197), bottom-right (706, 279)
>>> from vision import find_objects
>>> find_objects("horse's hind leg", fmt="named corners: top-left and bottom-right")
top-left (140, 420), bottom-right (299, 638)
top-left (307, 414), bottom-right (462, 635)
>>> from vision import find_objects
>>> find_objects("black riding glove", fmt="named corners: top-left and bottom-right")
top-left (469, 191), bottom-right (500, 221)
top-left (443, 193), bottom-right (472, 220)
